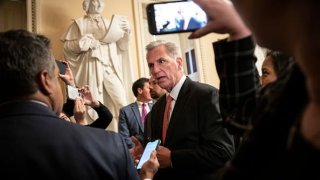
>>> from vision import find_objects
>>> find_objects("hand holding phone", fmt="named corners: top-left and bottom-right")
top-left (67, 85), bottom-right (82, 100)
top-left (55, 60), bottom-right (67, 75)
top-left (146, 1), bottom-right (207, 35)
top-left (136, 139), bottom-right (161, 170)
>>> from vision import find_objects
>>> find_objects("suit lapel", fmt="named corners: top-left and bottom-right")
top-left (151, 95), bottom-right (166, 141)
top-left (165, 78), bottom-right (192, 144)
top-left (131, 103), bottom-right (143, 131)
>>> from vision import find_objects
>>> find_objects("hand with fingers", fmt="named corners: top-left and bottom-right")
top-left (78, 85), bottom-right (100, 108)
top-left (73, 97), bottom-right (88, 125)
top-left (140, 150), bottom-right (159, 180)
top-left (129, 136), bottom-right (144, 166)
top-left (58, 61), bottom-right (76, 87)
top-left (189, 0), bottom-right (251, 41)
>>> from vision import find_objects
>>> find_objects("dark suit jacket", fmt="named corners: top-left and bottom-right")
top-left (149, 77), bottom-right (235, 180)
top-left (119, 102), bottom-right (152, 148)
top-left (0, 101), bottom-right (139, 180)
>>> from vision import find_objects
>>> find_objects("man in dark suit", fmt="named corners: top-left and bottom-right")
top-left (0, 29), bottom-right (158, 180)
top-left (149, 75), bottom-right (167, 102)
top-left (119, 77), bottom-right (153, 149)
top-left (144, 75), bottom-right (167, 143)
top-left (144, 40), bottom-right (235, 179)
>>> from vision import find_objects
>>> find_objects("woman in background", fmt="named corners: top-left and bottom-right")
top-left (260, 50), bottom-right (292, 87)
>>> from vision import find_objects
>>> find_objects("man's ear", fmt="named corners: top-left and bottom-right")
top-left (137, 87), bottom-right (143, 95)
top-left (38, 70), bottom-right (53, 96)
top-left (176, 57), bottom-right (183, 70)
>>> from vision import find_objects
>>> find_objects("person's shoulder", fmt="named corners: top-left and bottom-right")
top-left (66, 125), bottom-right (129, 159)
top-left (150, 96), bottom-right (165, 109)
top-left (189, 79), bottom-right (218, 92)
top-left (71, 122), bottom-right (120, 140)
top-left (182, 80), bottom-right (219, 101)
top-left (120, 102), bottom-right (137, 110)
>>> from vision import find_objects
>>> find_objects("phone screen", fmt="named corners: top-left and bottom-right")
top-left (136, 139), bottom-right (161, 170)
top-left (67, 85), bottom-right (81, 100)
top-left (146, 1), bottom-right (207, 35)
top-left (55, 60), bottom-right (67, 75)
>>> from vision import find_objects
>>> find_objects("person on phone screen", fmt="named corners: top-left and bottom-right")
top-left (174, 8), bottom-right (186, 31)
top-left (186, 12), bottom-right (206, 30)
top-left (61, 0), bottom-right (134, 132)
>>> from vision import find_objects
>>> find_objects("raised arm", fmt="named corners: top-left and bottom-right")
top-left (190, 0), bottom-right (260, 138)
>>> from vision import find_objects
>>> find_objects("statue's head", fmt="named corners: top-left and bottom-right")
top-left (83, 0), bottom-right (104, 14)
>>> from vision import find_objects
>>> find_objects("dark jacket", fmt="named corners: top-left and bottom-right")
top-left (119, 102), bottom-right (153, 148)
top-left (0, 101), bottom-right (138, 180)
top-left (149, 77), bottom-right (235, 180)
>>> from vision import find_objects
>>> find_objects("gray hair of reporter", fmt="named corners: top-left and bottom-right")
top-left (145, 40), bottom-right (181, 59)
top-left (0, 29), bottom-right (55, 102)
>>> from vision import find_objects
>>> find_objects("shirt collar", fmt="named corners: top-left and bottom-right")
top-left (136, 100), bottom-right (151, 107)
top-left (29, 100), bottom-right (49, 107)
top-left (168, 75), bottom-right (186, 100)
top-left (0, 99), bottom-right (49, 107)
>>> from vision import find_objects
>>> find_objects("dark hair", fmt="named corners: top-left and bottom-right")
top-left (265, 50), bottom-right (292, 76)
top-left (0, 29), bottom-right (54, 102)
top-left (37, 34), bottom-right (51, 48)
top-left (132, 77), bottom-right (149, 98)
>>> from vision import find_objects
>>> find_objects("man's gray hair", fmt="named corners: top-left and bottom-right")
top-left (145, 40), bottom-right (180, 59)
top-left (0, 29), bottom-right (54, 102)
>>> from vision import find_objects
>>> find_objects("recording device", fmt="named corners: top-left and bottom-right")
top-left (55, 60), bottom-right (67, 75)
top-left (67, 85), bottom-right (82, 100)
top-left (136, 139), bottom-right (161, 170)
top-left (146, 1), bottom-right (207, 35)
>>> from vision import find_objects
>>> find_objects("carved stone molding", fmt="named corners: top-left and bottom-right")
top-left (27, 0), bottom-right (38, 33)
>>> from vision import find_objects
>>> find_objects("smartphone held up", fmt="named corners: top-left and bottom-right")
top-left (136, 139), bottom-right (161, 170)
top-left (55, 60), bottom-right (67, 75)
top-left (67, 85), bottom-right (82, 100)
top-left (146, 1), bottom-right (207, 35)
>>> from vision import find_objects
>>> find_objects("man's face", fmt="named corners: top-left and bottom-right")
top-left (147, 45), bottom-right (182, 92)
top-left (149, 77), bottom-right (166, 100)
top-left (260, 56), bottom-right (277, 87)
top-left (139, 82), bottom-right (152, 102)
top-left (87, 0), bottom-right (104, 14)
